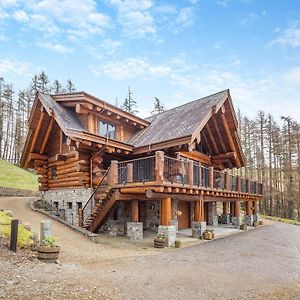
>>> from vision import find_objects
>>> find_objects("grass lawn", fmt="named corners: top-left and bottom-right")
top-left (0, 159), bottom-right (38, 191)
top-left (261, 214), bottom-right (300, 226)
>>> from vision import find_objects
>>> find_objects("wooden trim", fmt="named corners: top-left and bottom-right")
top-left (211, 114), bottom-right (227, 153)
top-left (178, 151), bottom-right (211, 165)
top-left (40, 117), bottom-right (54, 154)
top-left (204, 124), bottom-right (219, 154)
top-left (29, 111), bottom-right (45, 155)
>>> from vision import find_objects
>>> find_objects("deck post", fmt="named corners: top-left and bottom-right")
top-left (220, 201), bottom-right (230, 224)
top-left (131, 200), bottom-right (139, 222)
top-left (208, 166), bottom-right (214, 189)
top-left (160, 197), bottom-right (172, 226)
top-left (155, 151), bottom-right (164, 184)
top-left (232, 201), bottom-right (241, 228)
top-left (188, 160), bottom-right (194, 186)
top-left (198, 163), bottom-right (202, 186)
top-left (127, 163), bottom-right (133, 183)
top-left (194, 200), bottom-right (201, 222)
top-left (225, 172), bottom-right (230, 191)
top-left (245, 200), bottom-right (254, 226)
top-left (192, 195), bottom-right (206, 238)
top-left (247, 178), bottom-right (251, 194)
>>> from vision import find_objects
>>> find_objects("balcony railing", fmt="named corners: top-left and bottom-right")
top-left (107, 151), bottom-right (263, 196)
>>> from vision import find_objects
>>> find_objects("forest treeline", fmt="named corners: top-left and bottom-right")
top-left (0, 73), bottom-right (299, 220)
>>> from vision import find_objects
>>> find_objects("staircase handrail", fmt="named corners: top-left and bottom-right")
top-left (81, 165), bottom-right (111, 225)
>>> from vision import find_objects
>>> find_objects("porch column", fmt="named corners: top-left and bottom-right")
top-left (230, 201), bottom-right (235, 216)
top-left (245, 200), bottom-right (254, 226)
top-left (221, 201), bottom-right (230, 224)
top-left (252, 200), bottom-right (260, 222)
top-left (158, 197), bottom-right (176, 247)
top-left (232, 200), bottom-right (241, 229)
top-left (207, 201), bottom-right (218, 226)
top-left (131, 200), bottom-right (139, 222)
top-left (161, 197), bottom-right (172, 226)
top-left (192, 195), bottom-right (207, 238)
top-left (127, 200), bottom-right (143, 240)
top-left (194, 200), bottom-right (201, 222)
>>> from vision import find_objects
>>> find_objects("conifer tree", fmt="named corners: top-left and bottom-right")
top-left (122, 87), bottom-right (138, 114)
top-left (151, 97), bottom-right (165, 114)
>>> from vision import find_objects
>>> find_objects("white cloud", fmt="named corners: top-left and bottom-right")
top-left (282, 67), bottom-right (300, 87)
top-left (93, 57), bottom-right (171, 80)
top-left (177, 7), bottom-right (195, 28)
top-left (37, 42), bottom-right (73, 54)
top-left (0, 58), bottom-right (31, 76)
top-left (0, 0), bottom-right (18, 8)
top-left (269, 25), bottom-right (300, 47)
top-left (238, 12), bottom-right (257, 27)
top-left (0, 33), bottom-right (8, 41)
top-left (107, 0), bottom-right (156, 38)
top-left (13, 10), bottom-right (29, 22)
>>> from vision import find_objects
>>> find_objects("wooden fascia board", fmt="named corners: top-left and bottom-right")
top-left (190, 91), bottom-right (229, 145)
top-left (20, 129), bottom-right (33, 167)
top-left (66, 130), bottom-right (134, 152)
top-left (53, 92), bottom-right (149, 127)
top-left (132, 136), bottom-right (191, 155)
top-left (226, 93), bottom-right (239, 129)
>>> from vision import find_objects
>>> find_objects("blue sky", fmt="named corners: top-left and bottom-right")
top-left (0, 0), bottom-right (300, 120)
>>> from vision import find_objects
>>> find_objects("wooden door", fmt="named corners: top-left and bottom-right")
top-left (178, 201), bottom-right (190, 229)
top-left (139, 202), bottom-right (147, 230)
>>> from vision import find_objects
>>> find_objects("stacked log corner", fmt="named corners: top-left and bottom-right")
top-left (35, 150), bottom-right (91, 191)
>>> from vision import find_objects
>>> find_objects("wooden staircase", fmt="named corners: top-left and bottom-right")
top-left (83, 187), bottom-right (117, 232)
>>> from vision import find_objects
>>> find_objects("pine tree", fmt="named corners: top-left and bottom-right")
top-left (151, 97), bottom-right (165, 114)
top-left (52, 79), bottom-right (63, 94)
top-left (122, 87), bottom-right (138, 114)
top-left (66, 79), bottom-right (76, 92)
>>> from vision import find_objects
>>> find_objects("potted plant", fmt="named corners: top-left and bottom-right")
top-left (175, 240), bottom-right (182, 248)
top-left (203, 229), bottom-right (214, 240)
top-left (154, 233), bottom-right (166, 248)
top-left (37, 236), bottom-right (60, 262)
top-left (240, 223), bottom-right (247, 230)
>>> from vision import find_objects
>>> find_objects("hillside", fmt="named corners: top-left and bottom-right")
top-left (0, 160), bottom-right (38, 191)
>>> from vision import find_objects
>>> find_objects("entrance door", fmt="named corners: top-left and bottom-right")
top-left (139, 202), bottom-right (147, 230)
top-left (178, 201), bottom-right (190, 229)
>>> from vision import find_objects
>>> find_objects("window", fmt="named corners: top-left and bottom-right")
top-left (77, 202), bottom-right (82, 211)
top-left (99, 121), bottom-right (116, 139)
top-left (51, 167), bottom-right (57, 180)
top-left (67, 202), bottom-right (72, 209)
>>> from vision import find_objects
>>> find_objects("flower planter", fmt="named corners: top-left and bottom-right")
top-left (204, 231), bottom-right (213, 240)
top-left (175, 240), bottom-right (182, 248)
top-left (154, 238), bottom-right (166, 249)
top-left (240, 224), bottom-right (247, 230)
top-left (253, 221), bottom-right (259, 227)
top-left (37, 245), bottom-right (60, 262)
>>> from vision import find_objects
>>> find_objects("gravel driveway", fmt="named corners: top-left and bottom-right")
top-left (1, 197), bottom-right (300, 299)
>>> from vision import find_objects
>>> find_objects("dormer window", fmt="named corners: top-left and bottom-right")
top-left (99, 121), bottom-right (116, 139)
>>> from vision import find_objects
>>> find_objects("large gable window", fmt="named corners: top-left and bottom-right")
top-left (99, 121), bottom-right (116, 139)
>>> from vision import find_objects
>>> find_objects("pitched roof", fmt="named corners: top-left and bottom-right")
top-left (127, 89), bottom-right (229, 148)
top-left (38, 93), bottom-right (85, 132)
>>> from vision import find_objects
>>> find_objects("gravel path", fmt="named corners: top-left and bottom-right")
top-left (1, 197), bottom-right (300, 299)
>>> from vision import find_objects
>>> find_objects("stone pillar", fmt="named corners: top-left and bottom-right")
top-left (252, 200), bottom-right (260, 222)
top-left (131, 200), bottom-right (139, 222)
top-left (207, 202), bottom-right (218, 226)
top-left (40, 220), bottom-right (51, 244)
top-left (192, 222), bottom-right (206, 239)
top-left (220, 202), bottom-right (230, 224)
top-left (158, 225), bottom-right (176, 247)
top-left (232, 201), bottom-right (241, 229)
top-left (161, 197), bottom-right (172, 226)
top-left (127, 222), bottom-right (143, 240)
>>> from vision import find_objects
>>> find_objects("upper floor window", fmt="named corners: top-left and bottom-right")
top-left (99, 121), bottom-right (116, 139)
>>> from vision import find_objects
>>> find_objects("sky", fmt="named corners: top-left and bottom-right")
top-left (0, 0), bottom-right (300, 121)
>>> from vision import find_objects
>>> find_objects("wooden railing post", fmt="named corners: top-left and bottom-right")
top-left (127, 163), bottom-right (133, 183)
top-left (108, 160), bottom-right (118, 187)
top-left (188, 160), bottom-right (194, 186)
top-left (198, 163), bottom-right (202, 186)
top-left (155, 151), bottom-right (164, 183)
top-left (247, 178), bottom-right (251, 194)
top-left (225, 172), bottom-right (230, 191)
top-left (237, 176), bottom-right (241, 193)
top-left (208, 166), bottom-right (214, 189)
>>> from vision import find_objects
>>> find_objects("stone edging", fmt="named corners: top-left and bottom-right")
top-left (30, 199), bottom-right (99, 242)
top-left (0, 186), bottom-right (41, 197)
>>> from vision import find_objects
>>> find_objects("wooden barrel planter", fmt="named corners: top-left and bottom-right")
top-left (154, 238), bottom-right (165, 249)
top-left (37, 245), bottom-right (60, 262)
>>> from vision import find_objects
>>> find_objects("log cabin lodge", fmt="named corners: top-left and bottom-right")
top-left (20, 89), bottom-right (263, 244)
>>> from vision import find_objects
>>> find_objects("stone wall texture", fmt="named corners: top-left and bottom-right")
top-left (0, 187), bottom-right (41, 197)
top-left (42, 188), bottom-right (93, 226)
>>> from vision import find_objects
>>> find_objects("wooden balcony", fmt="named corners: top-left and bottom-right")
top-left (108, 151), bottom-right (263, 201)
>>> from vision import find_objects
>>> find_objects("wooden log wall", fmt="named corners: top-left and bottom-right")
top-left (35, 150), bottom-right (91, 191)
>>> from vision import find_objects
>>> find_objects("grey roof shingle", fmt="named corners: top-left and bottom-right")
top-left (39, 93), bottom-right (86, 132)
top-left (127, 90), bottom-right (229, 148)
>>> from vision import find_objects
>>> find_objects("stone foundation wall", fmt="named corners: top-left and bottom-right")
top-left (42, 188), bottom-right (93, 226)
